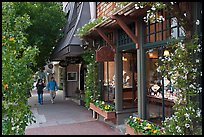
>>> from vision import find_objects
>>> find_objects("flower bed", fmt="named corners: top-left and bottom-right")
top-left (126, 116), bottom-right (165, 135)
top-left (89, 102), bottom-right (116, 120)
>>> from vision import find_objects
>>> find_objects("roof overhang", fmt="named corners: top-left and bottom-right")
top-left (50, 2), bottom-right (91, 61)
top-left (84, 2), bottom-right (150, 39)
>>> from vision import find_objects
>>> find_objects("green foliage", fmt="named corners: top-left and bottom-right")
top-left (116, 2), bottom-right (130, 7)
top-left (93, 100), bottom-right (115, 112)
top-left (127, 116), bottom-right (164, 135)
top-left (76, 17), bottom-right (105, 39)
top-left (12, 2), bottom-right (66, 72)
top-left (2, 2), bottom-right (39, 135)
top-left (160, 35), bottom-right (202, 135)
top-left (81, 49), bottom-right (100, 108)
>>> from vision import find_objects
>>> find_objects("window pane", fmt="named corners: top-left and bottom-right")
top-left (179, 26), bottom-right (186, 37)
top-left (103, 61), bottom-right (115, 102)
top-left (171, 17), bottom-right (178, 28)
top-left (122, 52), bottom-right (137, 109)
top-left (171, 27), bottom-right (178, 38)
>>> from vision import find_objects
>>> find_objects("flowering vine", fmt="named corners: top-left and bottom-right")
top-left (160, 35), bottom-right (202, 135)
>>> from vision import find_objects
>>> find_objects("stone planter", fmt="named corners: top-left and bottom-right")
top-left (89, 103), bottom-right (116, 120)
top-left (125, 124), bottom-right (143, 135)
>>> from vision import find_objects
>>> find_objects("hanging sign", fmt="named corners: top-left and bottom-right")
top-left (96, 46), bottom-right (114, 62)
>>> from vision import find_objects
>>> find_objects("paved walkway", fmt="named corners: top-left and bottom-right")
top-left (25, 90), bottom-right (124, 135)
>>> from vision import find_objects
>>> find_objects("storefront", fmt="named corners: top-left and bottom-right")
top-left (80, 2), bottom-right (202, 125)
top-left (50, 2), bottom-right (91, 99)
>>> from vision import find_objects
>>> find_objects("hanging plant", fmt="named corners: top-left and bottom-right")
top-left (76, 16), bottom-right (106, 39)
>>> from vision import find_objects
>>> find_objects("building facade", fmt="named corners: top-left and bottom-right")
top-left (50, 2), bottom-right (92, 98)
top-left (50, 2), bottom-right (202, 125)
top-left (81, 2), bottom-right (202, 124)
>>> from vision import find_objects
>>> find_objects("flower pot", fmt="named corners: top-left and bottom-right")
top-left (89, 103), bottom-right (116, 120)
top-left (125, 124), bottom-right (143, 135)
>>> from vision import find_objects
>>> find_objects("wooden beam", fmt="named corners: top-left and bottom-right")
top-left (111, 15), bottom-right (139, 48)
top-left (94, 28), bottom-right (116, 51)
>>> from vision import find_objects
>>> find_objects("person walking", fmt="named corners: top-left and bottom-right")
top-left (47, 77), bottom-right (58, 104)
top-left (36, 79), bottom-right (45, 105)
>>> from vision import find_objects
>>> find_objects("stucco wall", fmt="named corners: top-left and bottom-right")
top-left (66, 64), bottom-right (80, 97)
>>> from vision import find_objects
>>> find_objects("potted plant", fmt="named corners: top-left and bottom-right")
top-left (89, 100), bottom-right (116, 120)
top-left (126, 115), bottom-right (164, 135)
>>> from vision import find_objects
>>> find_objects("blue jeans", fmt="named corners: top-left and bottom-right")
top-left (38, 93), bottom-right (43, 105)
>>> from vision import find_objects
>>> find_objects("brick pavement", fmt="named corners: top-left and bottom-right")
top-left (25, 90), bottom-right (124, 135)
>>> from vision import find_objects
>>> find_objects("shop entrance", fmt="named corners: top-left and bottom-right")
top-left (122, 50), bottom-right (137, 109)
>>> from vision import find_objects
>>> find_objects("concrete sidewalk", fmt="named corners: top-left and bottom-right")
top-left (25, 90), bottom-right (124, 135)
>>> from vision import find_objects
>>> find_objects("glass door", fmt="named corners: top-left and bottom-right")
top-left (122, 50), bottom-right (137, 109)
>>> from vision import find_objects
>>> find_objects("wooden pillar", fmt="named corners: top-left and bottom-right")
top-left (98, 62), bottom-right (104, 100)
top-left (136, 18), bottom-right (146, 119)
top-left (115, 47), bottom-right (123, 112)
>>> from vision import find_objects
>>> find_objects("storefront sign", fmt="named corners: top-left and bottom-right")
top-left (96, 46), bottom-right (114, 62)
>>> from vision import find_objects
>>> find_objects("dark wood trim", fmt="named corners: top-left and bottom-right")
top-left (111, 15), bottom-right (139, 49)
top-left (95, 28), bottom-right (116, 51)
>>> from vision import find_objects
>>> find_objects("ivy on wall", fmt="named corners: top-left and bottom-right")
top-left (81, 49), bottom-right (101, 108)
top-left (160, 35), bottom-right (202, 135)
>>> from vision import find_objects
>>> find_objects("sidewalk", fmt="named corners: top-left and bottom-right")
top-left (25, 90), bottom-right (124, 135)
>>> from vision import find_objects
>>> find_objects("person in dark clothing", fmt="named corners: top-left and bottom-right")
top-left (36, 79), bottom-right (45, 105)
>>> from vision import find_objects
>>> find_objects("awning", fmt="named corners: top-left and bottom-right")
top-left (84, 2), bottom-right (150, 38)
top-left (50, 2), bottom-right (91, 61)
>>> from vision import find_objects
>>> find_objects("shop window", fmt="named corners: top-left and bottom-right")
top-left (122, 51), bottom-right (137, 109)
top-left (144, 10), bottom-right (185, 44)
top-left (118, 23), bottom-right (134, 46)
top-left (145, 46), bottom-right (177, 124)
top-left (103, 61), bottom-right (115, 102)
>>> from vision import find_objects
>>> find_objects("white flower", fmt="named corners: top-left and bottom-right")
top-left (170, 2), bottom-right (174, 5)
top-left (156, 3), bottom-right (161, 6)
top-left (196, 19), bottom-right (200, 25)
top-left (140, 5), bottom-right (144, 8)
top-left (185, 124), bottom-right (190, 128)
top-left (135, 4), bottom-right (139, 9)
top-left (197, 109), bottom-right (201, 117)
top-left (184, 13), bottom-right (187, 17)
top-left (184, 113), bottom-right (190, 119)
top-left (151, 6), bottom-right (156, 11)
top-left (197, 48), bottom-right (202, 52)
top-left (176, 126), bottom-right (181, 132)
top-left (197, 44), bottom-right (201, 48)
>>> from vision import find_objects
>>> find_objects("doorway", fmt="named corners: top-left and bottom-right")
top-left (122, 50), bottom-right (137, 109)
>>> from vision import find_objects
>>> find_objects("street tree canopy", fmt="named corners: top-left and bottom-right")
top-left (13, 2), bottom-right (66, 72)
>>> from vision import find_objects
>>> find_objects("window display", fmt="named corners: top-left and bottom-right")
top-left (145, 47), bottom-right (178, 121)
top-left (122, 51), bottom-right (137, 109)
top-left (103, 61), bottom-right (115, 102)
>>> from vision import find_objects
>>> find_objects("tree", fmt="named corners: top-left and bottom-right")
top-left (2, 2), bottom-right (38, 135)
top-left (13, 2), bottom-right (66, 72)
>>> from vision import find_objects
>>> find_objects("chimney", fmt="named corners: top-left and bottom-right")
top-left (89, 2), bottom-right (96, 20)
